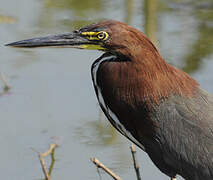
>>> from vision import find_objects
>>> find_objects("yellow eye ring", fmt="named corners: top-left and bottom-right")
top-left (97, 31), bottom-right (109, 40)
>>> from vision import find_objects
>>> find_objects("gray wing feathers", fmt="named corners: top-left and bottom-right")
top-left (155, 88), bottom-right (213, 180)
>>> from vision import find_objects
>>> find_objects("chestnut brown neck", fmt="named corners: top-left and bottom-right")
top-left (133, 53), bottom-right (199, 105)
top-left (99, 41), bottom-right (199, 108)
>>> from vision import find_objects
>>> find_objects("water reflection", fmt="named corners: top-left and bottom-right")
top-left (44, 0), bottom-right (103, 14)
top-left (0, 87), bottom-right (10, 97)
top-left (169, 1), bottom-right (213, 11)
top-left (38, 0), bottom-right (105, 31)
top-left (125, 0), bottom-right (134, 24)
top-left (73, 111), bottom-right (133, 172)
top-left (12, 49), bottom-right (40, 69)
top-left (183, 8), bottom-right (213, 73)
top-left (144, 0), bottom-right (158, 46)
top-left (74, 112), bottom-right (118, 146)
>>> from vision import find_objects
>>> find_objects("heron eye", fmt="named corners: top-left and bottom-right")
top-left (97, 31), bottom-right (108, 40)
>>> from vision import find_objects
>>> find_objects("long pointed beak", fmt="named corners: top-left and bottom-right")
top-left (5, 32), bottom-right (93, 48)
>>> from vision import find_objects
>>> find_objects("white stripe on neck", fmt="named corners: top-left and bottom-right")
top-left (91, 54), bottom-right (145, 150)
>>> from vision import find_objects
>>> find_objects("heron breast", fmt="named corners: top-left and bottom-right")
top-left (91, 54), bottom-right (144, 149)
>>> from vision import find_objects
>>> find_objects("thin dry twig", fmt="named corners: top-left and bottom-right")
top-left (0, 73), bottom-right (10, 91)
top-left (48, 145), bottom-right (57, 176)
top-left (40, 144), bottom-right (58, 157)
top-left (39, 154), bottom-right (50, 180)
top-left (91, 157), bottom-right (122, 180)
top-left (130, 144), bottom-right (142, 180)
top-left (35, 144), bottom-right (58, 180)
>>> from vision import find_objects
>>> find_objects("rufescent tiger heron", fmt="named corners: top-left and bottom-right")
top-left (6, 20), bottom-right (213, 180)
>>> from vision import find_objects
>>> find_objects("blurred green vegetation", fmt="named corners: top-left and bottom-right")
top-left (145, 0), bottom-right (213, 73)
top-left (0, 15), bottom-right (17, 24)
top-left (44, 0), bottom-right (104, 14)
top-left (40, 0), bottom-right (105, 30)
top-left (144, 0), bottom-right (158, 47)
top-left (183, 21), bottom-right (213, 73)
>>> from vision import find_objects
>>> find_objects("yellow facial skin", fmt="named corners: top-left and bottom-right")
top-left (79, 44), bottom-right (105, 50)
top-left (81, 31), bottom-right (109, 41)
top-left (80, 31), bottom-right (109, 50)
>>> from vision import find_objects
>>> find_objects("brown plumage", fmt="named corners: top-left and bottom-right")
top-left (7, 20), bottom-right (213, 180)
top-left (93, 21), bottom-right (199, 104)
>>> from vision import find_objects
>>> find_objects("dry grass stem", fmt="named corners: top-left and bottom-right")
top-left (36, 144), bottom-right (58, 180)
top-left (130, 144), bottom-right (142, 180)
top-left (91, 157), bottom-right (122, 180)
top-left (40, 144), bottom-right (58, 157)
top-left (39, 154), bottom-right (50, 180)
top-left (0, 73), bottom-right (10, 91)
